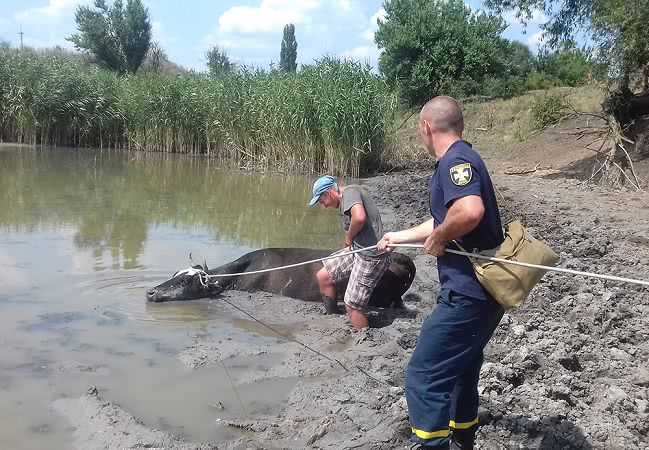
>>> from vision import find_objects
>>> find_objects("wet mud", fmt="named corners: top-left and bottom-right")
top-left (55, 164), bottom-right (649, 449)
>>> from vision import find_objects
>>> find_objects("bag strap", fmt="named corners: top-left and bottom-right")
top-left (450, 239), bottom-right (479, 263)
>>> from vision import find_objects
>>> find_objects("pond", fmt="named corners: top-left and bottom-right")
top-left (0, 144), bottom-right (342, 449)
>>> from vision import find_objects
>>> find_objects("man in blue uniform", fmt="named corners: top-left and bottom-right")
top-left (378, 96), bottom-right (505, 450)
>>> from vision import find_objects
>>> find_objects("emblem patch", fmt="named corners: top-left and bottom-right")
top-left (449, 163), bottom-right (472, 186)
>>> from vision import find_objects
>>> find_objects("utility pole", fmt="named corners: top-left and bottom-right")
top-left (18, 26), bottom-right (24, 50)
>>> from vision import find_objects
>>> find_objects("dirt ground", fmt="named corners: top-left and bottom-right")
top-left (55, 121), bottom-right (649, 449)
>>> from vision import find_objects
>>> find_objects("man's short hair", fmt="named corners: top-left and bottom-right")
top-left (420, 96), bottom-right (464, 133)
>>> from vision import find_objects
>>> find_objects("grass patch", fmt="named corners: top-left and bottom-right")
top-left (390, 85), bottom-right (605, 160)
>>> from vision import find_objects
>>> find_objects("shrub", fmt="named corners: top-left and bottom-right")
top-left (526, 70), bottom-right (559, 90)
top-left (480, 77), bottom-right (527, 99)
top-left (530, 94), bottom-right (569, 129)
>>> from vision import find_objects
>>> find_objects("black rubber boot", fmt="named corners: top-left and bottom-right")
top-left (451, 429), bottom-right (476, 450)
top-left (409, 442), bottom-right (450, 450)
top-left (322, 296), bottom-right (338, 315)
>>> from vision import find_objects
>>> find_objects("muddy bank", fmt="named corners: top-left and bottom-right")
top-left (54, 164), bottom-right (649, 449)
top-left (52, 387), bottom-right (217, 450)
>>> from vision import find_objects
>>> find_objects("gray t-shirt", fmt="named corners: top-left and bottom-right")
top-left (340, 185), bottom-right (384, 257)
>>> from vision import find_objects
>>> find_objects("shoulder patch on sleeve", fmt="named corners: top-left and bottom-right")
top-left (449, 163), bottom-right (472, 186)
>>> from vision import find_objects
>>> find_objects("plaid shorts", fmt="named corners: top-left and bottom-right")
top-left (323, 248), bottom-right (390, 311)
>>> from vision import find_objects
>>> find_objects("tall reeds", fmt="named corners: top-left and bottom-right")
top-left (0, 49), bottom-right (395, 175)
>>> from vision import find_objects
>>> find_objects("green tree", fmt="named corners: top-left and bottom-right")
top-left (280, 23), bottom-right (298, 72)
top-left (485, 0), bottom-right (648, 91)
top-left (536, 41), bottom-right (596, 87)
top-left (485, 0), bottom-right (649, 187)
top-left (67, 0), bottom-right (151, 74)
top-left (375, 0), bottom-right (509, 105)
top-left (591, 0), bottom-right (649, 90)
top-left (504, 40), bottom-right (536, 79)
top-left (205, 45), bottom-right (235, 77)
top-left (142, 41), bottom-right (167, 73)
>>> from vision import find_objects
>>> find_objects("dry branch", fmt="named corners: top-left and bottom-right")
top-left (504, 163), bottom-right (540, 175)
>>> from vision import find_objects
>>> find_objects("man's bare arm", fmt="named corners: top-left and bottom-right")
top-left (424, 195), bottom-right (484, 256)
top-left (346, 203), bottom-right (367, 246)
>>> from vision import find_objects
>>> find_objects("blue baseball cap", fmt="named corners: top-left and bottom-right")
top-left (307, 175), bottom-right (337, 206)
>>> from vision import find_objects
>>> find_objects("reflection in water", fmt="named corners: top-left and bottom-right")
top-left (0, 146), bottom-right (341, 271)
top-left (143, 299), bottom-right (223, 323)
top-left (0, 144), bottom-right (345, 449)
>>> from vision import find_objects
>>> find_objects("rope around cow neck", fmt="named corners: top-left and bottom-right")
top-left (202, 245), bottom-right (381, 279)
top-left (185, 242), bottom-right (647, 391)
top-left (186, 246), bottom-right (397, 385)
top-left (197, 244), bottom-right (649, 288)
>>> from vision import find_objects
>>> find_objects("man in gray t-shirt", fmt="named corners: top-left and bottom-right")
top-left (308, 175), bottom-right (389, 329)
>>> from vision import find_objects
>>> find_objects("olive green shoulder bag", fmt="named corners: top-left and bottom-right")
top-left (454, 220), bottom-right (560, 309)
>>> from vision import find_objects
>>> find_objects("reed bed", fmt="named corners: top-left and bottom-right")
top-left (0, 50), bottom-right (396, 175)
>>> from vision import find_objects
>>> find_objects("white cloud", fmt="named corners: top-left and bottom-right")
top-left (360, 8), bottom-right (386, 42)
top-left (341, 45), bottom-right (373, 60)
top-left (337, 0), bottom-right (351, 11)
top-left (151, 21), bottom-right (178, 47)
top-left (13, 0), bottom-right (82, 23)
top-left (341, 45), bottom-right (381, 67)
top-left (10, 0), bottom-right (86, 48)
top-left (201, 32), bottom-right (270, 52)
top-left (503, 8), bottom-right (547, 26)
top-left (370, 8), bottom-right (386, 26)
top-left (362, 28), bottom-right (374, 42)
top-left (219, 39), bottom-right (240, 50)
top-left (218, 0), bottom-right (321, 34)
top-left (528, 31), bottom-right (545, 49)
top-left (530, 9), bottom-right (548, 24)
top-left (502, 10), bottom-right (517, 25)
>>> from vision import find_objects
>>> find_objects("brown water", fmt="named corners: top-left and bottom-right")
top-left (0, 144), bottom-right (342, 449)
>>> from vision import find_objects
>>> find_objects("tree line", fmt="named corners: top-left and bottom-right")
top-left (12, 0), bottom-right (605, 102)
top-left (3, 0), bottom-right (647, 182)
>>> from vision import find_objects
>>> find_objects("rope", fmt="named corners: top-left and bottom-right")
top-left (186, 243), bottom-right (649, 288)
top-left (203, 245), bottom-right (381, 279)
top-left (221, 359), bottom-right (247, 416)
top-left (180, 241), bottom-right (647, 389)
top-left (217, 294), bottom-right (391, 386)
top-left (388, 244), bottom-right (649, 287)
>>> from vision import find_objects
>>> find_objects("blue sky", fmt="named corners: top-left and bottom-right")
top-left (0, 0), bottom-right (548, 71)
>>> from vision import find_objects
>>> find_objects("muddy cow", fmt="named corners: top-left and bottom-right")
top-left (146, 248), bottom-right (416, 309)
